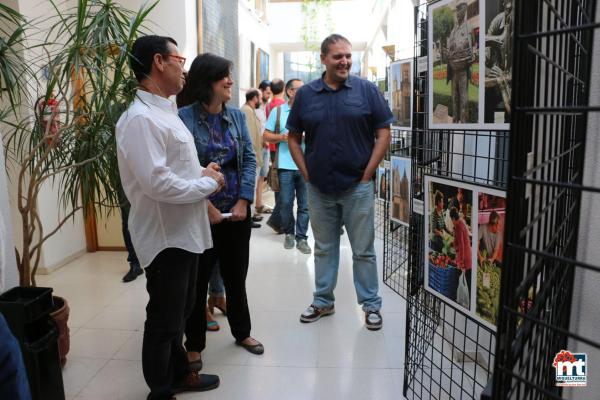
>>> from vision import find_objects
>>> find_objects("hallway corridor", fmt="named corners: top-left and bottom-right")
top-left (38, 221), bottom-right (407, 399)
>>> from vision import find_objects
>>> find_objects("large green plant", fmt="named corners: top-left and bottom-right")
top-left (2, 0), bottom-right (157, 286)
top-left (0, 4), bottom-right (29, 109)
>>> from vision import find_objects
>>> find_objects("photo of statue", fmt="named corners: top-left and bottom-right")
top-left (429, 0), bottom-right (480, 127)
top-left (484, 0), bottom-right (513, 124)
top-left (389, 58), bottom-right (412, 128)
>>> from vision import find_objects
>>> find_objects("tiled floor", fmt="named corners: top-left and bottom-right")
top-left (38, 215), bottom-right (407, 400)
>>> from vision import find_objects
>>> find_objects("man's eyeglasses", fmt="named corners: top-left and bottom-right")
top-left (164, 54), bottom-right (186, 67)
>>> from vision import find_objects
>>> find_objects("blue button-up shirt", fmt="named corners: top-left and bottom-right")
top-left (286, 74), bottom-right (393, 194)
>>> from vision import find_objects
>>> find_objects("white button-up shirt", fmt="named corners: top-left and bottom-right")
top-left (116, 90), bottom-right (218, 267)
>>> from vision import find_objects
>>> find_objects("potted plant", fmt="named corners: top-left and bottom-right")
top-left (1, 0), bottom-right (157, 366)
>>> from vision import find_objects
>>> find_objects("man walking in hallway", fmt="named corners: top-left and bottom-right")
top-left (240, 88), bottom-right (265, 228)
top-left (287, 34), bottom-right (393, 331)
top-left (117, 35), bottom-right (224, 399)
top-left (263, 79), bottom-right (311, 254)
top-left (255, 80), bottom-right (272, 215)
top-left (265, 78), bottom-right (287, 233)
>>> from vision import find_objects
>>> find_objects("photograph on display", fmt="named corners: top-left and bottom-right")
top-left (476, 190), bottom-right (505, 326)
top-left (484, 0), bottom-right (512, 125)
top-left (256, 49), bottom-right (269, 87)
top-left (389, 58), bottom-right (413, 128)
top-left (390, 156), bottom-right (411, 226)
top-left (377, 167), bottom-right (388, 202)
top-left (429, 0), bottom-right (480, 127)
top-left (424, 175), bottom-right (474, 311)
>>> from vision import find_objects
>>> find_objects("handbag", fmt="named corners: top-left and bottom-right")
top-left (266, 106), bottom-right (282, 192)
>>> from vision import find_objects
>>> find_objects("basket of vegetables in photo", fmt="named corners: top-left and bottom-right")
top-left (428, 251), bottom-right (460, 298)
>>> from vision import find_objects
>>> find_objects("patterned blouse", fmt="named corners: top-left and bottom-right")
top-left (205, 113), bottom-right (239, 212)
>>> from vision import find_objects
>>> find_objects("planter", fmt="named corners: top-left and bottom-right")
top-left (0, 287), bottom-right (66, 399)
top-left (50, 295), bottom-right (70, 367)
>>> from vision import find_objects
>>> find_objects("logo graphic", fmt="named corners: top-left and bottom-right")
top-left (553, 350), bottom-right (587, 387)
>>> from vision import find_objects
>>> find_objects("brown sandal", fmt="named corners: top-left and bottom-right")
top-left (255, 205), bottom-right (273, 214)
top-left (208, 295), bottom-right (227, 316)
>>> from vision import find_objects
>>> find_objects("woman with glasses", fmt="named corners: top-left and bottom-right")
top-left (179, 53), bottom-right (263, 371)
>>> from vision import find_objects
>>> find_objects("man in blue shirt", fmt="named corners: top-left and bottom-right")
top-left (264, 79), bottom-right (311, 254)
top-left (287, 34), bottom-right (393, 331)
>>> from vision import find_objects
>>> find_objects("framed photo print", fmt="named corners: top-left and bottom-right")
top-left (424, 174), bottom-right (505, 329)
top-left (483, 0), bottom-right (512, 127)
top-left (390, 156), bottom-right (411, 226)
top-left (256, 48), bottom-right (269, 87)
top-left (428, 0), bottom-right (481, 129)
top-left (389, 58), bottom-right (413, 129)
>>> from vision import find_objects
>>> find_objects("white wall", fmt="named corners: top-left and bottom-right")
top-left (237, 0), bottom-right (271, 105)
top-left (0, 138), bottom-right (19, 292)
top-left (117, 0), bottom-right (198, 67)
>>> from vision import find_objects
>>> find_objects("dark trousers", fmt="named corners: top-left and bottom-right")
top-left (185, 212), bottom-right (252, 352)
top-left (120, 205), bottom-right (139, 266)
top-left (142, 248), bottom-right (198, 400)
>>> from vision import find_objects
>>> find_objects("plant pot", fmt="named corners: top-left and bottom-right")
top-left (49, 295), bottom-right (70, 367)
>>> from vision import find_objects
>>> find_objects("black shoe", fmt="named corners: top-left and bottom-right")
top-left (251, 222), bottom-right (261, 228)
top-left (252, 214), bottom-right (263, 222)
top-left (266, 219), bottom-right (283, 234)
top-left (235, 338), bottom-right (264, 355)
top-left (122, 263), bottom-right (143, 283)
top-left (172, 371), bottom-right (219, 393)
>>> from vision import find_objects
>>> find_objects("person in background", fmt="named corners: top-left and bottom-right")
top-left (179, 53), bottom-right (264, 373)
top-left (119, 193), bottom-right (143, 283)
top-left (254, 80), bottom-right (272, 215)
top-left (265, 78), bottom-right (287, 234)
top-left (287, 34), bottom-right (392, 331)
top-left (263, 78), bottom-right (311, 254)
top-left (265, 78), bottom-right (286, 118)
top-left (117, 35), bottom-right (223, 399)
top-left (240, 88), bottom-right (265, 228)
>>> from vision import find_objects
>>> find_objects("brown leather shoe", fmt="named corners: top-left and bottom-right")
top-left (208, 295), bottom-right (227, 315)
top-left (172, 371), bottom-right (219, 393)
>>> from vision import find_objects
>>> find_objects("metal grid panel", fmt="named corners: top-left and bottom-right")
top-left (493, 0), bottom-right (600, 398)
top-left (403, 1), bottom-right (510, 399)
top-left (383, 128), bottom-right (412, 298)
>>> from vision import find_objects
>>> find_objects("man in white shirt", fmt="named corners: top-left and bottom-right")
top-left (116, 35), bottom-right (224, 400)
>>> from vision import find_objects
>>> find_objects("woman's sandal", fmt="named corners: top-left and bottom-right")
top-left (206, 306), bottom-right (220, 331)
top-left (207, 296), bottom-right (227, 316)
top-left (255, 205), bottom-right (272, 214)
top-left (235, 338), bottom-right (264, 355)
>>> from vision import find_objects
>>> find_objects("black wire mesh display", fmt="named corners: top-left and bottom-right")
top-left (402, 1), bottom-right (510, 399)
top-left (492, 0), bottom-right (600, 399)
top-left (383, 128), bottom-right (411, 298)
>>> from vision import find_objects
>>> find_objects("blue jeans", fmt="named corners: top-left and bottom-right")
top-left (278, 169), bottom-right (309, 241)
top-left (307, 181), bottom-right (381, 312)
top-left (208, 262), bottom-right (225, 297)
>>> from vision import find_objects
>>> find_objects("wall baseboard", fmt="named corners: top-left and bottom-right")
top-left (97, 246), bottom-right (126, 251)
top-left (37, 249), bottom-right (87, 275)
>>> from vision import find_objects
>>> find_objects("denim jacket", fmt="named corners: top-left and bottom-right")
top-left (179, 102), bottom-right (256, 203)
